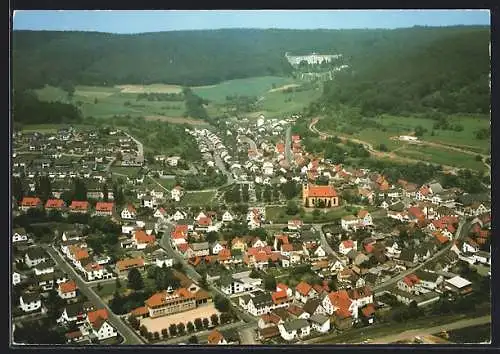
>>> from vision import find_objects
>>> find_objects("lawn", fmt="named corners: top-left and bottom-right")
top-left (394, 145), bottom-right (485, 171)
top-left (20, 123), bottom-right (95, 133)
top-left (179, 191), bottom-right (216, 206)
top-left (260, 86), bottom-right (323, 116)
top-left (265, 206), bottom-right (350, 224)
top-left (92, 281), bottom-right (129, 299)
top-left (110, 165), bottom-right (143, 177)
top-left (192, 76), bottom-right (296, 103)
top-left (446, 323), bottom-right (491, 344)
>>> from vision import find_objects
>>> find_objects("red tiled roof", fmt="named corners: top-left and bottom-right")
top-left (177, 243), bottom-right (190, 253)
top-left (403, 274), bottom-right (420, 287)
top-left (116, 257), bottom-right (144, 271)
top-left (96, 202), bottom-right (114, 212)
top-left (271, 290), bottom-right (288, 304)
top-left (296, 281), bottom-right (312, 296)
top-left (87, 308), bottom-right (108, 325)
top-left (276, 143), bottom-right (285, 153)
top-left (361, 303), bottom-right (376, 317)
top-left (408, 207), bottom-right (425, 219)
top-left (59, 280), bottom-right (77, 293)
top-left (198, 216), bottom-right (212, 226)
top-left (127, 204), bottom-right (137, 213)
top-left (433, 232), bottom-right (450, 244)
top-left (130, 306), bottom-right (149, 317)
top-left (306, 184), bottom-right (337, 198)
top-left (358, 210), bottom-right (369, 218)
top-left (21, 197), bottom-right (41, 207)
top-left (342, 240), bottom-right (354, 248)
top-left (328, 290), bottom-right (352, 316)
top-left (70, 201), bottom-right (89, 210)
top-left (45, 199), bottom-right (65, 209)
top-left (276, 283), bottom-right (289, 292)
top-left (207, 329), bottom-right (224, 344)
top-left (134, 230), bottom-right (156, 244)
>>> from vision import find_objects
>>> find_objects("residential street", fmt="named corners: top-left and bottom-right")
top-left (160, 321), bottom-right (254, 344)
top-left (285, 126), bottom-right (293, 165)
top-left (43, 245), bottom-right (144, 345)
top-left (374, 219), bottom-right (469, 292)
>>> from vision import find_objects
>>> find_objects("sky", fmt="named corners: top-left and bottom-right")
top-left (12, 10), bottom-right (490, 33)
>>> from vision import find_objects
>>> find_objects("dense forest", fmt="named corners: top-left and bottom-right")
top-left (13, 26), bottom-right (489, 95)
top-left (12, 90), bottom-right (83, 125)
top-left (313, 27), bottom-right (490, 116)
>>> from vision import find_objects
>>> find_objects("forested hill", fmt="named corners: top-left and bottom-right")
top-left (13, 26), bottom-right (489, 90)
top-left (314, 27), bottom-right (490, 116)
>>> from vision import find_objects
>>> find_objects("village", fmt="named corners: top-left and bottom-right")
top-left (11, 115), bottom-right (491, 345)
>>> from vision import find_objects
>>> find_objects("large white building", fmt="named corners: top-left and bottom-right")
top-left (285, 52), bottom-right (342, 66)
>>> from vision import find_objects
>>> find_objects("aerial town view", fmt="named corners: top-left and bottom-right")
top-left (10, 10), bottom-right (491, 346)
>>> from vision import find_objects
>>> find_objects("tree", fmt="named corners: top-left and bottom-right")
top-left (146, 332), bottom-right (154, 341)
top-left (169, 323), bottom-right (178, 336)
top-left (249, 269), bottom-right (260, 278)
top-left (210, 313), bottom-right (219, 327)
top-left (414, 125), bottom-right (426, 137)
top-left (220, 312), bottom-right (232, 324)
top-left (73, 178), bottom-right (88, 200)
top-left (102, 183), bottom-right (109, 202)
top-left (128, 315), bottom-right (140, 330)
top-left (264, 275), bottom-right (277, 291)
top-left (379, 143), bottom-right (388, 152)
top-left (194, 318), bottom-right (203, 331)
top-left (186, 321), bottom-right (195, 333)
top-left (205, 231), bottom-right (219, 244)
top-left (153, 331), bottom-right (160, 340)
top-left (188, 335), bottom-right (198, 344)
top-left (161, 328), bottom-right (169, 339)
top-left (12, 177), bottom-right (25, 202)
top-left (139, 325), bottom-right (148, 337)
top-left (177, 322), bottom-right (186, 335)
top-left (286, 200), bottom-right (299, 215)
top-left (214, 294), bottom-right (230, 312)
top-left (475, 154), bottom-right (483, 161)
top-left (127, 268), bottom-right (144, 290)
top-left (115, 277), bottom-right (122, 289)
top-left (312, 209), bottom-right (321, 218)
top-left (202, 318), bottom-right (210, 328)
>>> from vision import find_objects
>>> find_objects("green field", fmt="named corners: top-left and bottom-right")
top-left (179, 191), bottom-right (216, 206)
top-left (109, 165), bottom-right (143, 177)
top-left (192, 76), bottom-right (295, 103)
top-left (373, 114), bottom-right (490, 152)
top-left (35, 85), bottom-right (186, 120)
top-left (260, 86), bottom-right (323, 116)
top-left (394, 145), bottom-right (485, 171)
top-left (20, 123), bottom-right (95, 133)
top-left (265, 205), bottom-right (350, 224)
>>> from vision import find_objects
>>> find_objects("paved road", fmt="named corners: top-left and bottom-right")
top-left (105, 156), bottom-right (117, 172)
top-left (240, 135), bottom-right (258, 151)
top-left (43, 245), bottom-right (144, 345)
top-left (370, 315), bottom-right (491, 344)
top-left (374, 219), bottom-right (469, 292)
top-left (122, 131), bottom-right (144, 159)
top-left (239, 325), bottom-right (258, 344)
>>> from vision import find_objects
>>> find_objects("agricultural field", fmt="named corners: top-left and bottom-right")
top-left (372, 114), bottom-right (490, 153)
top-left (394, 145), bottom-right (485, 171)
top-left (192, 76), bottom-right (295, 103)
top-left (34, 85), bottom-right (187, 120)
top-left (260, 86), bottom-right (323, 116)
top-left (109, 165), bottom-right (143, 177)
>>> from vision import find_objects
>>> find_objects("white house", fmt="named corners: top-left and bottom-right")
top-left (25, 248), bottom-right (48, 268)
top-left (171, 186), bottom-right (184, 202)
top-left (20, 293), bottom-right (42, 313)
top-left (172, 210), bottom-right (187, 221)
top-left (338, 240), bottom-right (357, 255)
top-left (13, 271), bottom-right (22, 286)
top-left (141, 196), bottom-right (157, 209)
top-left (278, 319), bottom-right (311, 341)
top-left (154, 256), bottom-right (174, 268)
top-left (121, 205), bottom-right (137, 220)
top-left (13, 228), bottom-right (28, 243)
top-left (211, 242), bottom-right (226, 255)
top-left (153, 208), bottom-right (168, 219)
top-left (309, 314), bottom-right (330, 333)
top-left (222, 211), bottom-right (234, 222)
top-left (341, 215), bottom-right (359, 231)
top-left (58, 280), bottom-right (78, 299)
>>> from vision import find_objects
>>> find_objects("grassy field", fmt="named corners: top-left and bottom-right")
top-left (109, 165), bottom-right (143, 177)
top-left (265, 205), bottom-right (350, 224)
top-left (373, 114), bottom-right (490, 153)
top-left (179, 191), bottom-right (216, 206)
top-left (394, 145), bottom-right (485, 171)
top-left (192, 76), bottom-right (295, 103)
top-left (20, 123), bottom-right (95, 133)
top-left (35, 85), bottom-right (187, 120)
top-left (260, 86), bottom-right (323, 116)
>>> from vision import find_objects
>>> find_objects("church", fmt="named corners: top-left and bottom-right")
top-left (302, 184), bottom-right (339, 208)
